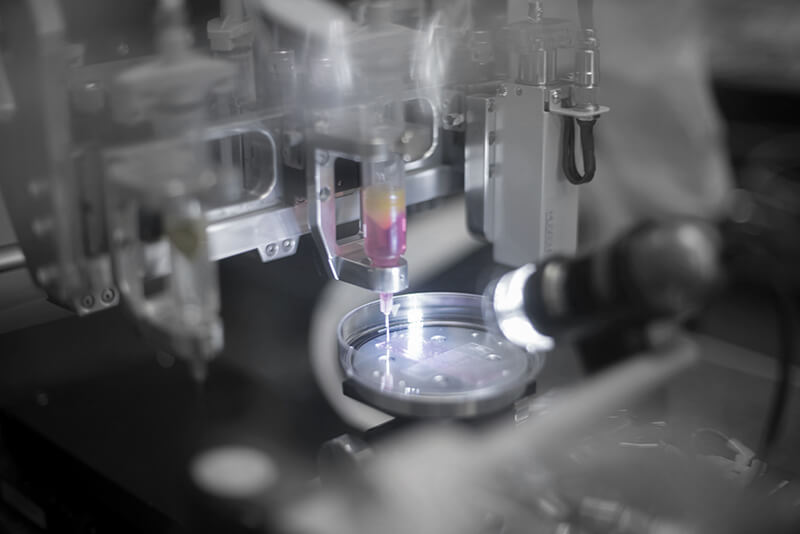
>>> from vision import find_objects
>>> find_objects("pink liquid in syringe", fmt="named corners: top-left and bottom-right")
top-left (363, 184), bottom-right (407, 268)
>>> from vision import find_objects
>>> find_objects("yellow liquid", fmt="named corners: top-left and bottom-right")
top-left (363, 185), bottom-right (406, 229)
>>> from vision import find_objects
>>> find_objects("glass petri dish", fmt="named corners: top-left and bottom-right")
top-left (338, 293), bottom-right (546, 418)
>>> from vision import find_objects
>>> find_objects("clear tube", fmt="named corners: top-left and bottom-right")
top-left (362, 153), bottom-right (406, 319)
top-left (362, 153), bottom-right (407, 268)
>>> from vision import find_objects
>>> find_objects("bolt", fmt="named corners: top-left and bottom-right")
top-left (550, 89), bottom-right (561, 101)
top-left (403, 153), bottom-right (412, 162)
top-left (488, 131), bottom-right (497, 145)
top-left (319, 187), bottom-right (331, 202)
top-left (516, 87), bottom-right (523, 96)
top-left (101, 288), bottom-right (116, 303)
top-left (529, 0), bottom-right (544, 23)
top-left (81, 294), bottom-right (95, 309)
top-left (443, 112), bottom-right (464, 128)
top-left (497, 85), bottom-right (508, 97)
top-left (282, 238), bottom-right (295, 251)
top-left (265, 243), bottom-right (278, 257)
top-left (315, 150), bottom-right (330, 166)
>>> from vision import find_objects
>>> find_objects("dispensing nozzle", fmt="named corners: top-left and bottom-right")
top-left (361, 154), bottom-right (407, 316)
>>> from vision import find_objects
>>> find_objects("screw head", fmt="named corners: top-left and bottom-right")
top-left (516, 87), bottom-right (523, 96)
top-left (265, 243), bottom-right (278, 257)
top-left (101, 288), bottom-right (116, 303)
top-left (282, 239), bottom-right (295, 251)
top-left (443, 112), bottom-right (464, 128)
top-left (315, 151), bottom-right (330, 166)
top-left (497, 85), bottom-right (508, 97)
top-left (319, 187), bottom-right (331, 202)
top-left (81, 295), bottom-right (95, 309)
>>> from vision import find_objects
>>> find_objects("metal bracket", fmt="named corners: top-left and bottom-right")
top-left (549, 102), bottom-right (609, 119)
top-left (308, 146), bottom-right (408, 294)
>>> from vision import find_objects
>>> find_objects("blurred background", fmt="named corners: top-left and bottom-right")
top-left (1, 1), bottom-right (800, 532)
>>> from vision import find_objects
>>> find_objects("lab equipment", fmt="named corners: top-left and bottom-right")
top-left (487, 220), bottom-right (722, 369)
top-left (0, 2), bottom-right (797, 534)
top-left (361, 154), bottom-right (407, 318)
top-left (339, 292), bottom-right (544, 417)
top-left (0, 0), bottom-right (605, 369)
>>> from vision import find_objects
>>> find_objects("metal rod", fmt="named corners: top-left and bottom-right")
top-left (0, 244), bottom-right (25, 273)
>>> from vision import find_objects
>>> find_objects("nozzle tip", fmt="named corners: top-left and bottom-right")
top-left (379, 292), bottom-right (393, 315)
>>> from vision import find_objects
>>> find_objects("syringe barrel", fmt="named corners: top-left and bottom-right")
top-left (362, 154), bottom-right (406, 268)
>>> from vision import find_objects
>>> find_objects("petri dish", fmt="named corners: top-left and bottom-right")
top-left (338, 293), bottom-right (546, 418)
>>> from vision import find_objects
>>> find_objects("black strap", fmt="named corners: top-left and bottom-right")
top-left (562, 116), bottom-right (597, 185)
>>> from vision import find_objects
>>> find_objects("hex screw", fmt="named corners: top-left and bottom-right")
top-left (101, 288), bottom-right (116, 303)
top-left (282, 239), bottom-right (295, 252)
top-left (315, 151), bottom-right (330, 166)
top-left (81, 295), bottom-right (95, 309)
top-left (319, 187), bottom-right (331, 202)
top-left (265, 243), bottom-right (278, 257)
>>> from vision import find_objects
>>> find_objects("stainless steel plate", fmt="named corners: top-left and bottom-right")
top-left (338, 292), bottom-right (545, 418)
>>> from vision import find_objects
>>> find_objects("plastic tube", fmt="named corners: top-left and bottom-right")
top-left (362, 154), bottom-right (407, 317)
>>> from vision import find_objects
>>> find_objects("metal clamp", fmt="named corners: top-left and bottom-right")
top-left (308, 145), bottom-right (407, 294)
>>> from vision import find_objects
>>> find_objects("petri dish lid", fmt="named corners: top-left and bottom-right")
top-left (338, 293), bottom-right (546, 418)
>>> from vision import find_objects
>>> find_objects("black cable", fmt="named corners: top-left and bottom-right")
top-left (760, 282), bottom-right (796, 457)
top-left (562, 117), bottom-right (597, 184)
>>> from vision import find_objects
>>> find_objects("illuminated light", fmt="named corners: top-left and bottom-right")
top-left (191, 446), bottom-right (277, 499)
top-left (492, 264), bottom-right (555, 353)
top-left (404, 306), bottom-right (425, 361)
top-left (499, 315), bottom-right (554, 352)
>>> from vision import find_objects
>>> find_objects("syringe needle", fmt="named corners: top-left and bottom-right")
top-left (380, 291), bottom-right (392, 348)
top-left (379, 292), bottom-right (393, 315)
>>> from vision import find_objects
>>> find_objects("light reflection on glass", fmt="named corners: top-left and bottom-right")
top-left (498, 316), bottom-right (554, 352)
top-left (405, 306), bottom-right (425, 361)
